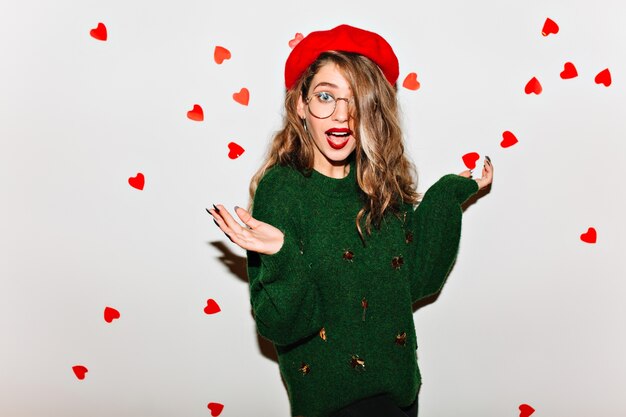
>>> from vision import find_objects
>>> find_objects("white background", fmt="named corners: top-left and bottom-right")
top-left (1, 0), bottom-right (625, 416)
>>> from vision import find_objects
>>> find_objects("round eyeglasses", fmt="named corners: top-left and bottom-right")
top-left (305, 91), bottom-right (355, 119)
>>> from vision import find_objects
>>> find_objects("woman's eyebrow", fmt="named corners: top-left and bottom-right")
top-left (313, 81), bottom-right (339, 90)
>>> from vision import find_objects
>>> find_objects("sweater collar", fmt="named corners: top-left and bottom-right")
top-left (306, 155), bottom-right (358, 197)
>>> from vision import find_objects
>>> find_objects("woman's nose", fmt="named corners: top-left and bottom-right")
top-left (332, 98), bottom-right (351, 122)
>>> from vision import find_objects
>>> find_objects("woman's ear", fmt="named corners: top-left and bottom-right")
top-left (296, 93), bottom-right (306, 119)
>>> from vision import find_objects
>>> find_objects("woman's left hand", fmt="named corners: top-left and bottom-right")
top-left (458, 155), bottom-right (493, 190)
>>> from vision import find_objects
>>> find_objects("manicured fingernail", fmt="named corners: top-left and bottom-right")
top-left (213, 219), bottom-right (219, 227)
top-left (485, 155), bottom-right (491, 163)
top-left (213, 204), bottom-right (220, 213)
top-left (206, 208), bottom-right (211, 214)
top-left (234, 205), bottom-right (240, 211)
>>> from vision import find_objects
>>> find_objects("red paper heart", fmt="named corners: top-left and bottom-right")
top-left (580, 227), bottom-right (597, 244)
top-left (104, 306), bottom-right (120, 323)
top-left (72, 365), bottom-right (88, 380)
top-left (519, 404), bottom-right (535, 417)
top-left (462, 152), bottom-right (480, 170)
top-left (90, 22), bottom-right (107, 41)
top-left (187, 104), bottom-right (204, 121)
top-left (560, 62), bottom-right (578, 79)
top-left (501, 131), bottom-right (519, 148)
top-left (541, 17), bottom-right (559, 36)
top-left (207, 402), bottom-right (224, 416)
top-left (128, 173), bottom-right (145, 190)
top-left (595, 68), bottom-right (612, 87)
top-left (204, 299), bottom-right (221, 315)
top-left (233, 88), bottom-right (250, 106)
top-left (525, 77), bottom-right (542, 95)
top-left (227, 142), bottom-right (245, 159)
top-left (402, 72), bottom-right (420, 91)
top-left (289, 33), bottom-right (304, 49)
top-left (214, 46), bottom-right (231, 64)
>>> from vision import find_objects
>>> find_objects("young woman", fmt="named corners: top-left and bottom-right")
top-left (207, 24), bottom-right (493, 417)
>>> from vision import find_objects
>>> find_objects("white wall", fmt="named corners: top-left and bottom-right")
top-left (1, 0), bottom-right (625, 416)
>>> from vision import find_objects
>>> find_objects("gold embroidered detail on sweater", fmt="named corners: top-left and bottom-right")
top-left (299, 363), bottom-right (311, 375)
top-left (361, 297), bottom-right (368, 321)
top-left (391, 256), bottom-right (404, 270)
top-left (395, 332), bottom-right (407, 346)
top-left (350, 355), bottom-right (365, 370)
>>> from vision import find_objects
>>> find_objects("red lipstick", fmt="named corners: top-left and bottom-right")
top-left (325, 128), bottom-right (352, 150)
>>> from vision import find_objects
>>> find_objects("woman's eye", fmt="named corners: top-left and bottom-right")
top-left (316, 92), bottom-right (334, 102)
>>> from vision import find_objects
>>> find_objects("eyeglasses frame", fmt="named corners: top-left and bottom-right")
top-left (304, 92), bottom-right (355, 119)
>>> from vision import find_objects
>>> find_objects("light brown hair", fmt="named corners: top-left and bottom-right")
top-left (247, 51), bottom-right (420, 245)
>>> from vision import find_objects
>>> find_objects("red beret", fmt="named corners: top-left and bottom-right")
top-left (284, 24), bottom-right (399, 90)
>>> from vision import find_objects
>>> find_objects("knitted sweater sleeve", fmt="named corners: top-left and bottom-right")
top-left (246, 169), bottom-right (324, 346)
top-left (409, 174), bottom-right (479, 303)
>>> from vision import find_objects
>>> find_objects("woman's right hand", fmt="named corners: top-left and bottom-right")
top-left (207, 204), bottom-right (284, 255)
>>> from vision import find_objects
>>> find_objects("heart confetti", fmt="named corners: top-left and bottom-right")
top-left (525, 77), bottom-right (542, 95)
top-left (462, 152), bottom-right (480, 170)
top-left (541, 17), bottom-right (559, 36)
top-left (501, 131), bottom-right (519, 148)
top-left (227, 142), bottom-right (245, 159)
top-left (594, 68), bottom-right (612, 87)
top-left (580, 227), bottom-right (597, 244)
top-left (128, 173), bottom-right (145, 190)
top-left (187, 104), bottom-right (204, 121)
top-left (204, 299), bottom-right (221, 315)
top-left (519, 404), bottom-right (535, 417)
top-left (233, 88), bottom-right (250, 106)
top-left (90, 22), bottom-right (107, 41)
top-left (214, 46), bottom-right (231, 64)
top-left (104, 306), bottom-right (120, 323)
top-left (402, 72), bottom-right (420, 91)
top-left (207, 402), bottom-right (224, 416)
top-left (289, 33), bottom-right (304, 49)
top-left (72, 365), bottom-right (88, 380)
top-left (560, 62), bottom-right (578, 79)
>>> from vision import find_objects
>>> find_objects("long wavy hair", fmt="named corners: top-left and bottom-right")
top-left (247, 50), bottom-right (421, 246)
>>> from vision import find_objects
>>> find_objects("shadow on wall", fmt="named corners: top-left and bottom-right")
top-left (209, 241), bottom-right (248, 284)
top-left (208, 241), bottom-right (279, 364)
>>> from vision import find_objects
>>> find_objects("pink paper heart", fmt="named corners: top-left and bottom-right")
top-left (289, 33), bottom-right (304, 49)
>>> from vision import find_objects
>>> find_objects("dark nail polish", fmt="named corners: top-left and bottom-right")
top-left (213, 204), bottom-right (220, 213)
top-left (234, 205), bottom-right (240, 211)
top-left (485, 155), bottom-right (491, 163)
top-left (206, 208), bottom-right (211, 214)
top-left (213, 219), bottom-right (219, 227)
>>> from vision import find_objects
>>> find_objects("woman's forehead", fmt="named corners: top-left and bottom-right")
top-left (311, 63), bottom-right (352, 91)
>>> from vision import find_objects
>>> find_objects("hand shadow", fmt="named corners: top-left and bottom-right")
top-left (207, 240), bottom-right (279, 364)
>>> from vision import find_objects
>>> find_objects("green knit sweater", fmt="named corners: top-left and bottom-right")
top-left (246, 156), bottom-right (479, 417)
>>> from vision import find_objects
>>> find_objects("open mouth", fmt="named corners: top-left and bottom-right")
top-left (325, 128), bottom-right (352, 150)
